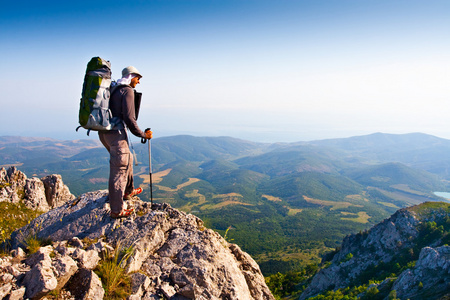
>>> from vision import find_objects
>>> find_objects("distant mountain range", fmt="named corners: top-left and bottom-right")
top-left (1, 132), bottom-right (450, 274)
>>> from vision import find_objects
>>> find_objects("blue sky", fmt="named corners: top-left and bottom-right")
top-left (1, 0), bottom-right (450, 142)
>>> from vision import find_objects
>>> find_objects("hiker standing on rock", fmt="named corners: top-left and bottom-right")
top-left (98, 66), bottom-right (152, 219)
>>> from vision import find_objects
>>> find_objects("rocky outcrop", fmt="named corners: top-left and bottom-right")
top-left (1, 189), bottom-right (274, 299)
top-left (0, 167), bottom-right (74, 211)
top-left (300, 204), bottom-right (450, 300)
top-left (393, 245), bottom-right (450, 300)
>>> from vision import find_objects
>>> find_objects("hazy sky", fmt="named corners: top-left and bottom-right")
top-left (2, 0), bottom-right (450, 142)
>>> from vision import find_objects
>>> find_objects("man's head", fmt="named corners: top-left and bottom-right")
top-left (122, 66), bottom-right (142, 88)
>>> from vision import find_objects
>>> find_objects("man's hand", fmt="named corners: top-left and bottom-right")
top-left (145, 128), bottom-right (153, 139)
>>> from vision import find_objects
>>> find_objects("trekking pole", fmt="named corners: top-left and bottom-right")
top-left (141, 128), bottom-right (153, 205)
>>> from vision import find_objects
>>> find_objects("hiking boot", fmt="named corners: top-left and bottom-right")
top-left (124, 187), bottom-right (143, 200)
top-left (110, 208), bottom-right (134, 219)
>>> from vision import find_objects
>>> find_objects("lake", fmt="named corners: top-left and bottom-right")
top-left (434, 192), bottom-right (450, 200)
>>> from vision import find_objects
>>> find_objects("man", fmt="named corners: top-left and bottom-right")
top-left (99, 66), bottom-right (152, 218)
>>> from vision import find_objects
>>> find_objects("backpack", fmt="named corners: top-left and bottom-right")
top-left (77, 57), bottom-right (121, 135)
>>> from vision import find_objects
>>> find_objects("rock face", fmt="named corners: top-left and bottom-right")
top-left (393, 246), bottom-right (450, 300)
top-left (1, 189), bottom-right (275, 299)
top-left (300, 204), bottom-right (450, 300)
top-left (0, 167), bottom-right (74, 211)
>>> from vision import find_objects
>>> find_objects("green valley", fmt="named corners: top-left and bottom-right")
top-left (1, 133), bottom-right (449, 275)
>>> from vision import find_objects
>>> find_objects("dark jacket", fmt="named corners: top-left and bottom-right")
top-left (109, 85), bottom-right (145, 138)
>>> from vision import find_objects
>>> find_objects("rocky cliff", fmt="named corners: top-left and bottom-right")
top-left (300, 202), bottom-right (450, 300)
top-left (0, 167), bottom-right (74, 212)
top-left (0, 168), bottom-right (274, 300)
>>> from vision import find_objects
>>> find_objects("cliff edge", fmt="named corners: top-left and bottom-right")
top-left (0, 167), bottom-right (274, 299)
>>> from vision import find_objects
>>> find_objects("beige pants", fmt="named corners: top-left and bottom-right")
top-left (99, 130), bottom-right (134, 214)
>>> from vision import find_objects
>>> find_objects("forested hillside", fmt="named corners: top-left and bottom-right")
top-left (1, 133), bottom-right (449, 275)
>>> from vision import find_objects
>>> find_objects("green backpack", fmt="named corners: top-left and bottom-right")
top-left (77, 57), bottom-right (121, 135)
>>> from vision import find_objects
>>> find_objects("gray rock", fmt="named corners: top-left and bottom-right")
top-left (161, 281), bottom-right (177, 298)
top-left (130, 272), bottom-right (151, 297)
top-left (2, 183), bottom-right (274, 300)
top-left (0, 282), bottom-right (12, 299)
top-left (393, 246), bottom-right (450, 300)
top-left (0, 167), bottom-right (74, 212)
top-left (0, 167), bottom-right (6, 182)
top-left (52, 255), bottom-right (79, 290)
top-left (1, 272), bottom-right (14, 283)
top-left (300, 205), bottom-right (450, 300)
top-left (25, 245), bottom-right (53, 267)
top-left (67, 268), bottom-right (105, 300)
top-left (23, 258), bottom-right (58, 299)
top-left (41, 174), bottom-right (75, 208)
top-left (8, 287), bottom-right (26, 300)
top-left (69, 236), bottom-right (84, 248)
top-left (10, 247), bottom-right (26, 258)
top-left (6, 167), bottom-right (27, 190)
top-left (72, 248), bottom-right (100, 270)
top-left (23, 177), bottom-right (49, 211)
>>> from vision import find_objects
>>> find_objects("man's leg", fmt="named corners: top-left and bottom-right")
top-left (124, 151), bottom-right (134, 196)
top-left (100, 131), bottom-right (131, 214)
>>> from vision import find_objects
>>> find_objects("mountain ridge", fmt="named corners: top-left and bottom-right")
top-left (1, 132), bottom-right (450, 276)
top-left (300, 201), bottom-right (450, 300)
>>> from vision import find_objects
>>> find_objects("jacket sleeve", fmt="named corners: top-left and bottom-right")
top-left (121, 87), bottom-right (145, 138)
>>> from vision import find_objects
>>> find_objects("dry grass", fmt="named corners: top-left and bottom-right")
top-left (287, 207), bottom-right (303, 216)
top-left (340, 211), bottom-right (371, 223)
top-left (378, 201), bottom-right (400, 208)
top-left (205, 200), bottom-right (254, 210)
top-left (180, 189), bottom-right (207, 212)
top-left (95, 242), bottom-right (133, 299)
top-left (158, 178), bottom-right (201, 192)
top-left (262, 195), bottom-right (283, 202)
top-left (139, 168), bottom-right (171, 184)
top-left (303, 196), bottom-right (355, 210)
top-left (345, 194), bottom-right (369, 202)
top-left (212, 193), bottom-right (243, 200)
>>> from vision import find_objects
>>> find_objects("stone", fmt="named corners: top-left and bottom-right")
top-left (0, 167), bottom-right (6, 182)
top-left (23, 259), bottom-right (58, 299)
top-left (130, 272), bottom-right (151, 296)
top-left (9, 287), bottom-right (26, 300)
top-left (0, 283), bottom-right (12, 299)
top-left (6, 167), bottom-right (27, 190)
top-left (69, 236), bottom-right (84, 248)
top-left (67, 268), bottom-right (104, 300)
top-left (87, 240), bottom-right (115, 259)
top-left (52, 255), bottom-right (79, 290)
top-left (1, 272), bottom-right (14, 283)
top-left (72, 248), bottom-right (100, 270)
top-left (41, 174), bottom-right (75, 208)
top-left (23, 177), bottom-right (49, 211)
top-left (10, 247), bottom-right (26, 258)
top-left (25, 245), bottom-right (53, 267)
top-left (161, 282), bottom-right (177, 298)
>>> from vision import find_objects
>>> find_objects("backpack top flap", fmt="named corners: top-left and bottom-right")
top-left (86, 57), bottom-right (111, 74)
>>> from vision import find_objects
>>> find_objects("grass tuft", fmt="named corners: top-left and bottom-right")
top-left (94, 241), bottom-right (133, 299)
